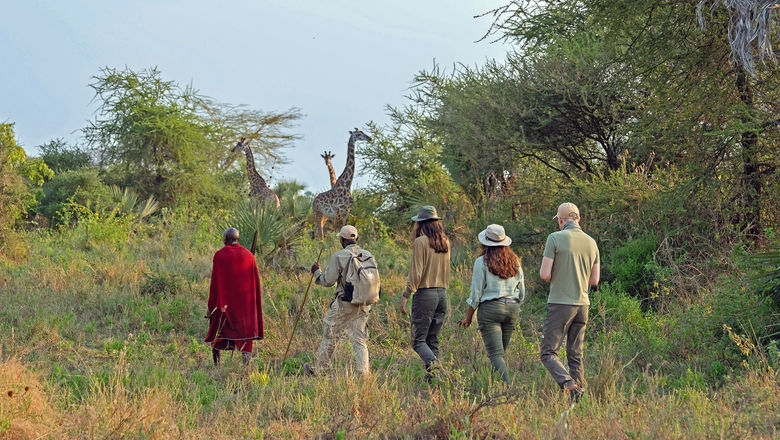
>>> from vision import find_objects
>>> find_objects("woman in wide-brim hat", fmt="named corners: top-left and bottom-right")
top-left (400, 205), bottom-right (451, 381)
top-left (457, 224), bottom-right (525, 384)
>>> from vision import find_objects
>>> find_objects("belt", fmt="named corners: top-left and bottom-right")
top-left (491, 297), bottom-right (520, 304)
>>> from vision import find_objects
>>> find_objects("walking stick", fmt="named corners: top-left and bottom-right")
top-left (281, 247), bottom-right (324, 365)
top-left (250, 229), bottom-right (259, 255)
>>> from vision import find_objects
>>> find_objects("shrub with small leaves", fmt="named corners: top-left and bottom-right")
top-left (140, 270), bottom-right (183, 298)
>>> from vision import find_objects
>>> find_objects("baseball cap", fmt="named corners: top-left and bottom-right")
top-left (553, 202), bottom-right (580, 220)
top-left (337, 225), bottom-right (358, 239)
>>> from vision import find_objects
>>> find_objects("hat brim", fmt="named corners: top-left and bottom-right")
top-left (411, 215), bottom-right (441, 222)
top-left (478, 230), bottom-right (512, 247)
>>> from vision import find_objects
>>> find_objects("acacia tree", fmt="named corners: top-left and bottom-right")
top-left (416, 33), bottom-right (638, 203)
top-left (358, 105), bottom-right (465, 220)
top-left (84, 66), bottom-right (301, 205)
top-left (477, 0), bottom-right (780, 239)
top-left (696, 0), bottom-right (780, 237)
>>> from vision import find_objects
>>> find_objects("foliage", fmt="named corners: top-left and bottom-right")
top-left (38, 168), bottom-right (112, 224)
top-left (359, 107), bottom-right (468, 223)
top-left (38, 138), bottom-right (92, 173)
top-left (696, 0), bottom-right (780, 77)
top-left (606, 235), bottom-right (659, 298)
top-left (140, 269), bottom-right (184, 298)
top-left (83, 66), bottom-right (300, 209)
top-left (273, 180), bottom-right (312, 220)
top-left (749, 242), bottom-right (780, 309)
top-left (0, 126), bottom-right (28, 248)
top-left (0, 123), bottom-right (53, 221)
top-left (224, 199), bottom-right (306, 268)
top-left (107, 185), bottom-right (160, 221)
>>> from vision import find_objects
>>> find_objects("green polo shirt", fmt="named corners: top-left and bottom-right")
top-left (543, 222), bottom-right (599, 305)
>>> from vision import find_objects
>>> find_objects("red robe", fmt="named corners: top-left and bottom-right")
top-left (204, 243), bottom-right (263, 352)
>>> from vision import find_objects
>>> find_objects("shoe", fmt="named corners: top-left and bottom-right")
top-left (302, 363), bottom-right (316, 376)
top-left (563, 380), bottom-right (583, 403)
top-left (242, 352), bottom-right (251, 366)
top-left (212, 349), bottom-right (221, 365)
top-left (425, 361), bottom-right (441, 383)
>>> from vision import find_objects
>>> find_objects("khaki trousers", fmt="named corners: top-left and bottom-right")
top-left (316, 298), bottom-right (371, 375)
top-left (540, 303), bottom-right (588, 387)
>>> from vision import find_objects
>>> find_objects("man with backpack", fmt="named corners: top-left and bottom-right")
top-left (303, 225), bottom-right (380, 377)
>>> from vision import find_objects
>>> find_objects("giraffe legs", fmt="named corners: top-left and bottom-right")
top-left (314, 210), bottom-right (327, 239)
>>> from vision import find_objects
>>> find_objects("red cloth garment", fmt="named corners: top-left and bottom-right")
top-left (204, 243), bottom-right (263, 352)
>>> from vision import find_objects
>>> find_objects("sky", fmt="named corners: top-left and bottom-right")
top-left (0, 0), bottom-right (509, 192)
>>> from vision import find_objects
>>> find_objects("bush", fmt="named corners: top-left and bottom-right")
top-left (607, 234), bottom-right (659, 298)
top-left (38, 138), bottom-right (92, 173)
top-left (140, 270), bottom-right (184, 298)
top-left (38, 168), bottom-right (112, 224)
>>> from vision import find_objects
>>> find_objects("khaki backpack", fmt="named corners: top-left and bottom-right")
top-left (342, 248), bottom-right (380, 305)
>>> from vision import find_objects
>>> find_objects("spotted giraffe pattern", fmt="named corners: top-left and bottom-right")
top-left (312, 129), bottom-right (372, 238)
top-left (232, 138), bottom-right (280, 207)
top-left (321, 150), bottom-right (337, 187)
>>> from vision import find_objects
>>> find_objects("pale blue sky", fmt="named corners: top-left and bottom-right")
top-left (1, 1), bottom-right (508, 191)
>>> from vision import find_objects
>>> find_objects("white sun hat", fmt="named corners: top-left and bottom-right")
top-left (478, 224), bottom-right (512, 247)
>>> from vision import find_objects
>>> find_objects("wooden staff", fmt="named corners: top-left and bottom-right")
top-left (281, 247), bottom-right (324, 365)
top-left (250, 229), bottom-right (259, 255)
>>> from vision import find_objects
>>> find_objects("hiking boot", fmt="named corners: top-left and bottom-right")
top-left (302, 363), bottom-right (316, 376)
top-left (569, 387), bottom-right (584, 403)
top-left (425, 362), bottom-right (441, 383)
top-left (563, 380), bottom-right (583, 403)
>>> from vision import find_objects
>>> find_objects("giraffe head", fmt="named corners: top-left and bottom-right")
top-left (321, 150), bottom-right (335, 162)
top-left (232, 137), bottom-right (249, 153)
top-left (349, 128), bottom-right (372, 143)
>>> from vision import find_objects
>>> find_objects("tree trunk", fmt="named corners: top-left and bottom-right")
top-left (735, 66), bottom-right (761, 240)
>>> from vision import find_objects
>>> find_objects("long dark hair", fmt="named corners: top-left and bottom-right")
top-left (413, 219), bottom-right (449, 253)
top-left (479, 245), bottom-right (520, 279)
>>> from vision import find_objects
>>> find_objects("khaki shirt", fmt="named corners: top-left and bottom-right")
top-left (543, 222), bottom-right (599, 305)
top-left (403, 235), bottom-right (451, 296)
top-left (314, 244), bottom-right (362, 298)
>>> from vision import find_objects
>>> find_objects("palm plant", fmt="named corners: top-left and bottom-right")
top-left (225, 198), bottom-right (306, 269)
top-left (108, 185), bottom-right (160, 221)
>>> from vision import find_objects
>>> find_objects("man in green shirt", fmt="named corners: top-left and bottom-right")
top-left (539, 202), bottom-right (600, 402)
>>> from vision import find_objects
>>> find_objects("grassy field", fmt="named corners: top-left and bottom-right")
top-left (0, 213), bottom-right (778, 439)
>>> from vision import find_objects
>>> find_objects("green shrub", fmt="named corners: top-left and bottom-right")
top-left (607, 234), bottom-right (659, 298)
top-left (38, 168), bottom-right (112, 224)
top-left (140, 270), bottom-right (184, 298)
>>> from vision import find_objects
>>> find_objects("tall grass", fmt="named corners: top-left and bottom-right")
top-left (0, 212), bottom-right (778, 438)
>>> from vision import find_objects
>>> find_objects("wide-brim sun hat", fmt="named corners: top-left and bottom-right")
top-left (478, 224), bottom-right (512, 247)
top-left (411, 205), bottom-right (441, 222)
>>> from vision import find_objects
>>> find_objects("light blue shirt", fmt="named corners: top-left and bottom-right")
top-left (467, 256), bottom-right (525, 307)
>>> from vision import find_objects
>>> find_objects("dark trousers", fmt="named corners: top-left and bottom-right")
top-left (411, 287), bottom-right (448, 367)
top-left (540, 303), bottom-right (589, 387)
top-left (477, 300), bottom-right (520, 383)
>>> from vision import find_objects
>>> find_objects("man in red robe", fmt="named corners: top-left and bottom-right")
top-left (204, 228), bottom-right (263, 365)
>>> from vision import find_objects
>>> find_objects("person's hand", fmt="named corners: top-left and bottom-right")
top-left (400, 295), bottom-right (408, 315)
top-left (310, 262), bottom-right (320, 274)
top-left (457, 318), bottom-right (472, 328)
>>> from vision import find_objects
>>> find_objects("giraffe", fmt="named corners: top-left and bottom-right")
top-left (232, 137), bottom-right (280, 207)
top-left (312, 128), bottom-right (372, 238)
top-left (321, 150), bottom-right (337, 187)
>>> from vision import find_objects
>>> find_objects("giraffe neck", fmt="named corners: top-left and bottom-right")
top-left (325, 158), bottom-right (337, 187)
top-left (333, 137), bottom-right (355, 193)
top-left (243, 145), bottom-right (269, 189)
